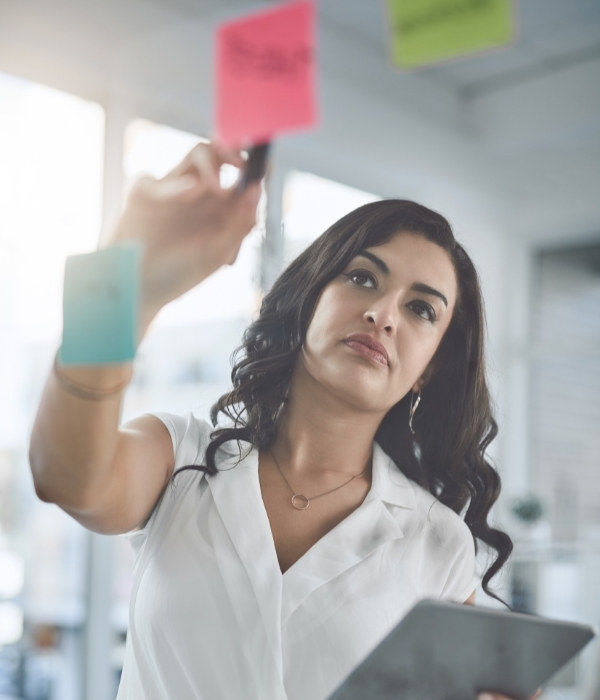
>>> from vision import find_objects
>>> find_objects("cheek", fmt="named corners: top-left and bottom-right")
top-left (401, 327), bottom-right (438, 359)
top-left (304, 287), bottom-right (350, 350)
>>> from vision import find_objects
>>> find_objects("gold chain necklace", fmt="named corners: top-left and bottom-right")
top-left (270, 449), bottom-right (371, 510)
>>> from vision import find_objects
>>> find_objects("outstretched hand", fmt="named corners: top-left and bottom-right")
top-left (110, 141), bottom-right (262, 332)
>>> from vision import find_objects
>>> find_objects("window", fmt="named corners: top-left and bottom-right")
top-left (511, 242), bottom-right (600, 692)
top-left (0, 70), bottom-right (105, 699)
top-left (530, 244), bottom-right (600, 543)
top-left (282, 170), bottom-right (379, 264)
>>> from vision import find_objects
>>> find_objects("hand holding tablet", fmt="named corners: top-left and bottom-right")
top-left (327, 600), bottom-right (595, 700)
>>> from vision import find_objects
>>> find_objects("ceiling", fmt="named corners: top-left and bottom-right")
top-left (5, 0), bottom-right (598, 98)
top-left (318, 0), bottom-right (600, 95)
top-left (95, 0), bottom-right (600, 97)
top-left (0, 0), bottom-right (599, 244)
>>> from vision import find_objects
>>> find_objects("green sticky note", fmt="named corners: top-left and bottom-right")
top-left (60, 243), bottom-right (142, 365)
top-left (388, 0), bottom-right (514, 69)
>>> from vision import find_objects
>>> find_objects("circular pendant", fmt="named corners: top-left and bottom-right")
top-left (291, 494), bottom-right (310, 510)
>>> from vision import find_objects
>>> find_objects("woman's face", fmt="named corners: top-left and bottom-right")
top-left (300, 231), bottom-right (458, 414)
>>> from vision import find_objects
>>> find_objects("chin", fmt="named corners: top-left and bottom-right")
top-left (326, 372), bottom-right (393, 413)
top-left (300, 348), bottom-right (394, 411)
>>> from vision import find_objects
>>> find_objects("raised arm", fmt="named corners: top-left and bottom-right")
top-left (29, 142), bottom-right (262, 535)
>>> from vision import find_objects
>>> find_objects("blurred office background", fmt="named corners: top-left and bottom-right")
top-left (0, 0), bottom-right (599, 698)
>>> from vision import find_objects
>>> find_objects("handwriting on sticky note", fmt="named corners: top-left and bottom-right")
top-left (61, 244), bottom-right (141, 365)
top-left (216, 0), bottom-right (317, 147)
top-left (388, 0), bottom-right (514, 69)
top-left (224, 34), bottom-right (312, 81)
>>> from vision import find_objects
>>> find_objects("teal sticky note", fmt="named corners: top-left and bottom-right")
top-left (60, 243), bottom-right (142, 365)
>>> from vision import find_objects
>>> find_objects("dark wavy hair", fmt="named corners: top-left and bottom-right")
top-left (178, 199), bottom-right (512, 601)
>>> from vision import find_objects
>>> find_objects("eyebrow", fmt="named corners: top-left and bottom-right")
top-left (411, 282), bottom-right (448, 307)
top-left (356, 251), bottom-right (448, 307)
top-left (357, 250), bottom-right (389, 274)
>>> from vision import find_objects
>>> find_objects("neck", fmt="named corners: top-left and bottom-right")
top-left (270, 359), bottom-right (384, 478)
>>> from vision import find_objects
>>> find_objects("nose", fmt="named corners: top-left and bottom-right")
top-left (364, 299), bottom-right (396, 335)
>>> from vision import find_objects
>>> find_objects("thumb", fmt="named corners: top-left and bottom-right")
top-left (240, 182), bottom-right (262, 209)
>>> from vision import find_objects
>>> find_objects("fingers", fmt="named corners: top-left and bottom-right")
top-left (122, 149), bottom-right (261, 281)
top-left (149, 174), bottom-right (197, 200)
top-left (212, 140), bottom-right (245, 169)
top-left (167, 141), bottom-right (245, 193)
top-left (180, 144), bottom-right (221, 191)
top-left (240, 181), bottom-right (263, 209)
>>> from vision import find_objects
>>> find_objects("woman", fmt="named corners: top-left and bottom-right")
top-left (30, 143), bottom-right (528, 700)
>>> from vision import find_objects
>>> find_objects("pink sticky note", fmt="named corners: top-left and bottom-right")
top-left (216, 0), bottom-right (317, 147)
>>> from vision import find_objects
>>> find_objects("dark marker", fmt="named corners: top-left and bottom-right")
top-left (235, 143), bottom-right (270, 193)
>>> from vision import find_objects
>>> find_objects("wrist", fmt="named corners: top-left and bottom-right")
top-left (54, 352), bottom-right (133, 399)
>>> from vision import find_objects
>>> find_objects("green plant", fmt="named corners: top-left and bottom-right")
top-left (510, 495), bottom-right (544, 524)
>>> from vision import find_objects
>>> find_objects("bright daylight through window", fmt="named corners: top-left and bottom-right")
top-left (0, 70), bottom-right (104, 697)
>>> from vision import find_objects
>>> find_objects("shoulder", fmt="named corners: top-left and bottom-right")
top-left (376, 447), bottom-right (479, 600)
top-left (412, 484), bottom-right (473, 551)
top-left (152, 412), bottom-right (213, 470)
top-left (373, 443), bottom-right (472, 552)
top-left (123, 413), bottom-right (213, 557)
top-left (377, 452), bottom-right (473, 561)
top-left (403, 480), bottom-right (474, 559)
top-left (398, 477), bottom-right (479, 601)
top-left (373, 444), bottom-right (473, 556)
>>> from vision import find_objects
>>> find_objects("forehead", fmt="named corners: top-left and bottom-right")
top-left (361, 231), bottom-right (458, 301)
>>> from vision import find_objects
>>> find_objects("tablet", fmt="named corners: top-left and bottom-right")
top-left (327, 599), bottom-right (596, 700)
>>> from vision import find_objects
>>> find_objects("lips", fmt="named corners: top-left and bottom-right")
top-left (342, 333), bottom-right (389, 367)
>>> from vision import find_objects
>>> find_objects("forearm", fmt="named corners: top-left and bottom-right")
top-left (29, 141), bottom-right (259, 511)
top-left (29, 360), bottom-right (132, 511)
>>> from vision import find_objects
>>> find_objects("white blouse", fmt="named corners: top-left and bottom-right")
top-left (116, 412), bottom-right (479, 700)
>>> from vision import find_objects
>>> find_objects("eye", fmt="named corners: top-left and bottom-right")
top-left (344, 269), bottom-right (377, 289)
top-left (408, 300), bottom-right (437, 323)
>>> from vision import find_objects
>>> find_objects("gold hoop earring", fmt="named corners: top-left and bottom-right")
top-left (409, 390), bottom-right (421, 435)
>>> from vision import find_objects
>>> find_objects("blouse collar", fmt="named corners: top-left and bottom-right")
top-left (370, 441), bottom-right (417, 510)
top-left (208, 437), bottom-right (417, 651)
top-left (217, 437), bottom-right (417, 510)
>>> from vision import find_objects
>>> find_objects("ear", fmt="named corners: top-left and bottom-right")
top-left (412, 360), bottom-right (437, 393)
